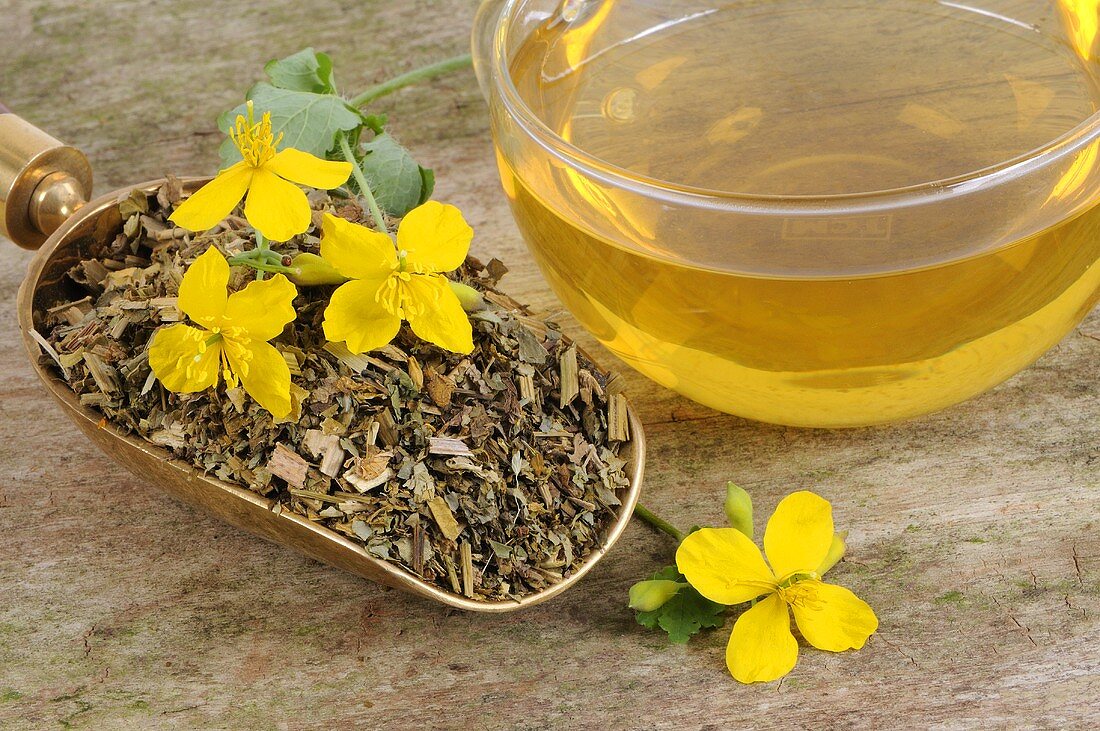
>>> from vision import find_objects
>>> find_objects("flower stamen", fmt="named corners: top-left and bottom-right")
top-left (229, 101), bottom-right (282, 168)
top-left (375, 276), bottom-right (405, 317)
top-left (777, 582), bottom-right (827, 612)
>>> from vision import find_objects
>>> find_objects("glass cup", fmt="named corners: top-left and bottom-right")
top-left (473, 0), bottom-right (1100, 427)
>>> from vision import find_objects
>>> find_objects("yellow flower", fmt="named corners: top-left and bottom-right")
top-left (148, 247), bottom-right (298, 417)
top-left (169, 101), bottom-right (352, 242)
top-left (319, 201), bottom-right (474, 354)
top-left (676, 491), bottom-right (877, 684)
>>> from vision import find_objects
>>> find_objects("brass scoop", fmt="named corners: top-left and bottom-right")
top-left (0, 105), bottom-right (645, 612)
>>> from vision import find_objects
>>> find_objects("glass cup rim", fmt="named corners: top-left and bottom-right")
top-left (488, 0), bottom-right (1100, 214)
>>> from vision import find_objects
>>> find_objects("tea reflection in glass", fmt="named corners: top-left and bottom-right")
top-left (481, 0), bottom-right (1100, 426)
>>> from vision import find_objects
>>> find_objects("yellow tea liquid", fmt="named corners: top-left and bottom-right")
top-left (498, 0), bottom-right (1100, 426)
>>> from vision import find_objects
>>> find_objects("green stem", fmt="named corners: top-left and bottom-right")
top-left (253, 231), bottom-right (268, 280)
top-left (338, 132), bottom-right (388, 233)
top-left (229, 248), bottom-right (282, 265)
top-left (247, 262), bottom-right (297, 275)
top-left (348, 54), bottom-right (473, 108)
top-left (227, 254), bottom-right (297, 276)
top-left (633, 503), bottom-right (686, 544)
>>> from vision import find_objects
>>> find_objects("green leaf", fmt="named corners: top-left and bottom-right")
top-left (647, 565), bottom-right (681, 582)
top-left (356, 133), bottom-right (433, 217)
top-left (218, 83), bottom-right (363, 167)
top-left (634, 566), bottom-right (727, 644)
top-left (264, 48), bottom-right (335, 94)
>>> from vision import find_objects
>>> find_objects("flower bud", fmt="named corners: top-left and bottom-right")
top-left (287, 253), bottom-right (348, 286)
top-left (449, 281), bottom-right (485, 312)
top-left (628, 579), bottom-right (682, 612)
top-left (723, 482), bottom-right (754, 539)
top-left (818, 530), bottom-right (848, 575)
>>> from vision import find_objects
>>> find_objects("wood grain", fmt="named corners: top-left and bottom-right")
top-left (0, 1), bottom-right (1097, 728)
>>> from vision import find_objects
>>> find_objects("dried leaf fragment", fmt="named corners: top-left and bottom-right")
top-left (407, 356), bottom-right (424, 390)
top-left (425, 367), bottom-right (455, 408)
top-left (344, 448), bottom-right (394, 492)
top-left (427, 496), bottom-right (463, 541)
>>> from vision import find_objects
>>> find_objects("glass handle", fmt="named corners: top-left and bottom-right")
top-left (471, 0), bottom-right (509, 101)
top-left (0, 103), bottom-right (93, 250)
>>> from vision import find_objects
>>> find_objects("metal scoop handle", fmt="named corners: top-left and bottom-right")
top-left (0, 102), bottom-right (93, 250)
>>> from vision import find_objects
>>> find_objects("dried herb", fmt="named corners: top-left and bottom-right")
top-left (36, 180), bottom-right (634, 602)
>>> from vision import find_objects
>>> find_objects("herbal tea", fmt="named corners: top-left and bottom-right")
top-left (496, 0), bottom-right (1100, 426)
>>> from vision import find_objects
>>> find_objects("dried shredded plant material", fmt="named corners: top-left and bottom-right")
top-left (36, 183), bottom-right (635, 602)
top-left (267, 444), bottom-right (310, 488)
top-left (427, 496), bottom-right (463, 542)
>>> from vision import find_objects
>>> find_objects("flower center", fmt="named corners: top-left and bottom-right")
top-left (218, 331), bottom-right (253, 386)
top-left (375, 263), bottom-right (434, 320)
top-left (188, 325), bottom-right (254, 387)
top-left (776, 575), bottom-right (826, 611)
top-left (230, 101), bottom-right (282, 168)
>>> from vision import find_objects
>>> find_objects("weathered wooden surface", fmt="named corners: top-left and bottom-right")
top-left (1, 1), bottom-right (1098, 728)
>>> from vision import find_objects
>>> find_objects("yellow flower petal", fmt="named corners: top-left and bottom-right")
top-left (266, 148), bottom-right (353, 190)
top-left (764, 491), bottom-right (835, 578)
top-left (322, 279), bottom-right (402, 354)
top-left (169, 161), bottom-right (253, 234)
top-left (788, 580), bottom-right (878, 652)
top-left (320, 213), bottom-right (397, 280)
top-left (398, 201), bottom-right (473, 273)
top-left (223, 273), bottom-right (298, 341)
top-left (148, 324), bottom-right (221, 393)
top-left (818, 531), bottom-right (847, 575)
top-left (177, 247), bottom-right (230, 327)
top-left (226, 340), bottom-right (292, 418)
top-left (727, 593), bottom-right (799, 684)
top-left (403, 274), bottom-right (474, 354)
top-left (244, 168), bottom-right (312, 242)
top-left (676, 527), bottom-right (776, 605)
